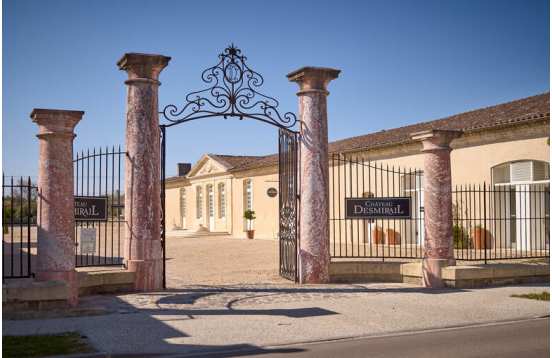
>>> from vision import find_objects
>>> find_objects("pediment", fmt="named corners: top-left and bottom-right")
top-left (187, 155), bottom-right (231, 178)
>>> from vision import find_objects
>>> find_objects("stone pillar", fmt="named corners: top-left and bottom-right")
top-left (31, 109), bottom-right (84, 306)
top-left (410, 129), bottom-right (462, 288)
top-left (117, 53), bottom-right (170, 291)
top-left (288, 67), bottom-right (340, 284)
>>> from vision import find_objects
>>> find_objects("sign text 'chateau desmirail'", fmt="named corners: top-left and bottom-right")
top-left (345, 197), bottom-right (411, 219)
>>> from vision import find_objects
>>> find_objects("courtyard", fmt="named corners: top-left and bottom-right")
top-left (165, 235), bottom-right (288, 287)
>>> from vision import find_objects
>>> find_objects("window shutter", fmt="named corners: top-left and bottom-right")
top-left (533, 161), bottom-right (550, 181)
top-left (510, 161), bottom-right (532, 182)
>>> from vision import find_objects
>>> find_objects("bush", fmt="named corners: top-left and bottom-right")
top-left (243, 210), bottom-right (256, 221)
top-left (453, 224), bottom-right (471, 249)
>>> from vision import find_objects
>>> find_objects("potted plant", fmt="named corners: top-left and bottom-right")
top-left (471, 225), bottom-right (492, 250)
top-left (453, 224), bottom-right (471, 249)
top-left (244, 210), bottom-right (256, 239)
top-left (372, 226), bottom-right (385, 245)
top-left (386, 228), bottom-right (400, 245)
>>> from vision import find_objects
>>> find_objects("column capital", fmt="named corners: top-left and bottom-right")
top-left (410, 129), bottom-right (462, 151)
top-left (117, 53), bottom-right (171, 82)
top-left (287, 66), bottom-right (340, 94)
top-left (30, 108), bottom-right (84, 137)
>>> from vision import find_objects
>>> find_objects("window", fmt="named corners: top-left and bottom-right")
top-left (207, 185), bottom-right (214, 218)
top-left (179, 187), bottom-right (186, 218)
top-left (492, 160), bottom-right (550, 185)
top-left (244, 179), bottom-right (253, 230)
top-left (401, 171), bottom-right (424, 193)
top-left (244, 179), bottom-right (253, 211)
top-left (196, 186), bottom-right (203, 219)
top-left (218, 183), bottom-right (226, 218)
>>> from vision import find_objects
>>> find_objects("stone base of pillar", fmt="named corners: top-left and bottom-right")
top-left (422, 258), bottom-right (455, 288)
top-left (299, 251), bottom-right (330, 284)
top-left (36, 270), bottom-right (78, 306)
top-left (127, 259), bottom-right (163, 291)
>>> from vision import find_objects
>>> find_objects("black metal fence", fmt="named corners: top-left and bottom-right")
top-left (330, 154), bottom-right (425, 260)
top-left (330, 155), bottom-right (550, 263)
top-left (2, 176), bottom-right (37, 278)
top-left (74, 146), bottom-right (126, 267)
top-left (453, 183), bottom-right (550, 262)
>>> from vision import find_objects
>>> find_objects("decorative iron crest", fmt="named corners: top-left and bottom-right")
top-left (160, 44), bottom-right (297, 130)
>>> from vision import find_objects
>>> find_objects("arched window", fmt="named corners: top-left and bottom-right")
top-left (218, 183), bottom-right (226, 218)
top-left (492, 160), bottom-right (550, 185)
top-left (196, 186), bottom-right (203, 219)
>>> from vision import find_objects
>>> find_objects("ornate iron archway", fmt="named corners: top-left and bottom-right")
top-left (159, 45), bottom-right (300, 286)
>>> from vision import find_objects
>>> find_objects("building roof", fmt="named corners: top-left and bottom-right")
top-left (207, 154), bottom-right (267, 170)
top-left (170, 92), bottom-right (550, 177)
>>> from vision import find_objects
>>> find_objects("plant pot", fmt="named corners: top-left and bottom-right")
top-left (372, 227), bottom-right (385, 245)
top-left (246, 230), bottom-right (255, 239)
top-left (386, 229), bottom-right (400, 245)
top-left (471, 227), bottom-right (492, 249)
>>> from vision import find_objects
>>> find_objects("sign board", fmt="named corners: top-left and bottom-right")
top-left (79, 227), bottom-right (97, 254)
top-left (345, 197), bottom-right (411, 219)
top-left (74, 196), bottom-right (108, 221)
top-left (267, 187), bottom-right (278, 197)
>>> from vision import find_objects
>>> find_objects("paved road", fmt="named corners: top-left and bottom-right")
top-left (179, 318), bottom-right (550, 358)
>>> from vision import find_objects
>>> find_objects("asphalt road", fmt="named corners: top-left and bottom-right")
top-left (179, 318), bottom-right (550, 358)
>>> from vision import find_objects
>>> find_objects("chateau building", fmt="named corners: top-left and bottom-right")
top-left (164, 93), bottom-right (550, 242)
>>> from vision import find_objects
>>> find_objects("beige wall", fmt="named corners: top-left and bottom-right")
top-left (165, 122), bottom-right (550, 242)
top-left (229, 173), bottom-right (279, 239)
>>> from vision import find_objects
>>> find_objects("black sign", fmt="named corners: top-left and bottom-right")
top-left (267, 187), bottom-right (278, 197)
top-left (74, 196), bottom-right (108, 221)
top-left (345, 197), bottom-right (411, 219)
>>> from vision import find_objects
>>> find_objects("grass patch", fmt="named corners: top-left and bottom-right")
top-left (3, 332), bottom-right (95, 358)
top-left (511, 291), bottom-right (550, 301)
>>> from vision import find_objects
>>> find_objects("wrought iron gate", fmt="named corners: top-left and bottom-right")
top-left (278, 129), bottom-right (299, 281)
top-left (73, 146), bottom-right (126, 267)
top-left (159, 44), bottom-right (300, 285)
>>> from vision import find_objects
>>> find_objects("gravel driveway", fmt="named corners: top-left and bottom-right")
top-left (165, 235), bottom-right (289, 287)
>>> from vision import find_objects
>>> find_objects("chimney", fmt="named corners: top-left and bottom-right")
top-left (177, 163), bottom-right (192, 176)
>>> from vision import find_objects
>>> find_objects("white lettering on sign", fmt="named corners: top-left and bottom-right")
top-left (353, 203), bottom-right (405, 215)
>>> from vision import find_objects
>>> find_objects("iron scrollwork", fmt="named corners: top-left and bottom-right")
top-left (160, 44), bottom-right (298, 130)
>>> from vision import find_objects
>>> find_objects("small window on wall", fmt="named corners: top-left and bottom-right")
top-left (244, 179), bottom-right (253, 211)
top-left (401, 171), bottom-right (424, 193)
top-left (179, 188), bottom-right (186, 217)
top-left (196, 186), bottom-right (203, 219)
top-left (218, 183), bottom-right (226, 218)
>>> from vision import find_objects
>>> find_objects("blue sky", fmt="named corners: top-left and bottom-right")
top-left (3, 0), bottom-right (549, 178)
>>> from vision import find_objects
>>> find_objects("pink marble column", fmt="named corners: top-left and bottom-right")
top-left (288, 67), bottom-right (340, 284)
top-left (117, 53), bottom-right (170, 291)
top-left (411, 129), bottom-right (462, 288)
top-left (31, 109), bottom-right (84, 306)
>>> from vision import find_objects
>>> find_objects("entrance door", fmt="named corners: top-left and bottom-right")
top-left (404, 172), bottom-right (424, 246)
top-left (207, 185), bottom-right (215, 231)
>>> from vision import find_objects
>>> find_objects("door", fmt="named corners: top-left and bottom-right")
top-left (515, 184), bottom-right (530, 251)
top-left (207, 185), bottom-right (215, 231)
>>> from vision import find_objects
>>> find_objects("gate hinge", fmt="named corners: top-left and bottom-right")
top-left (296, 194), bottom-right (300, 200)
